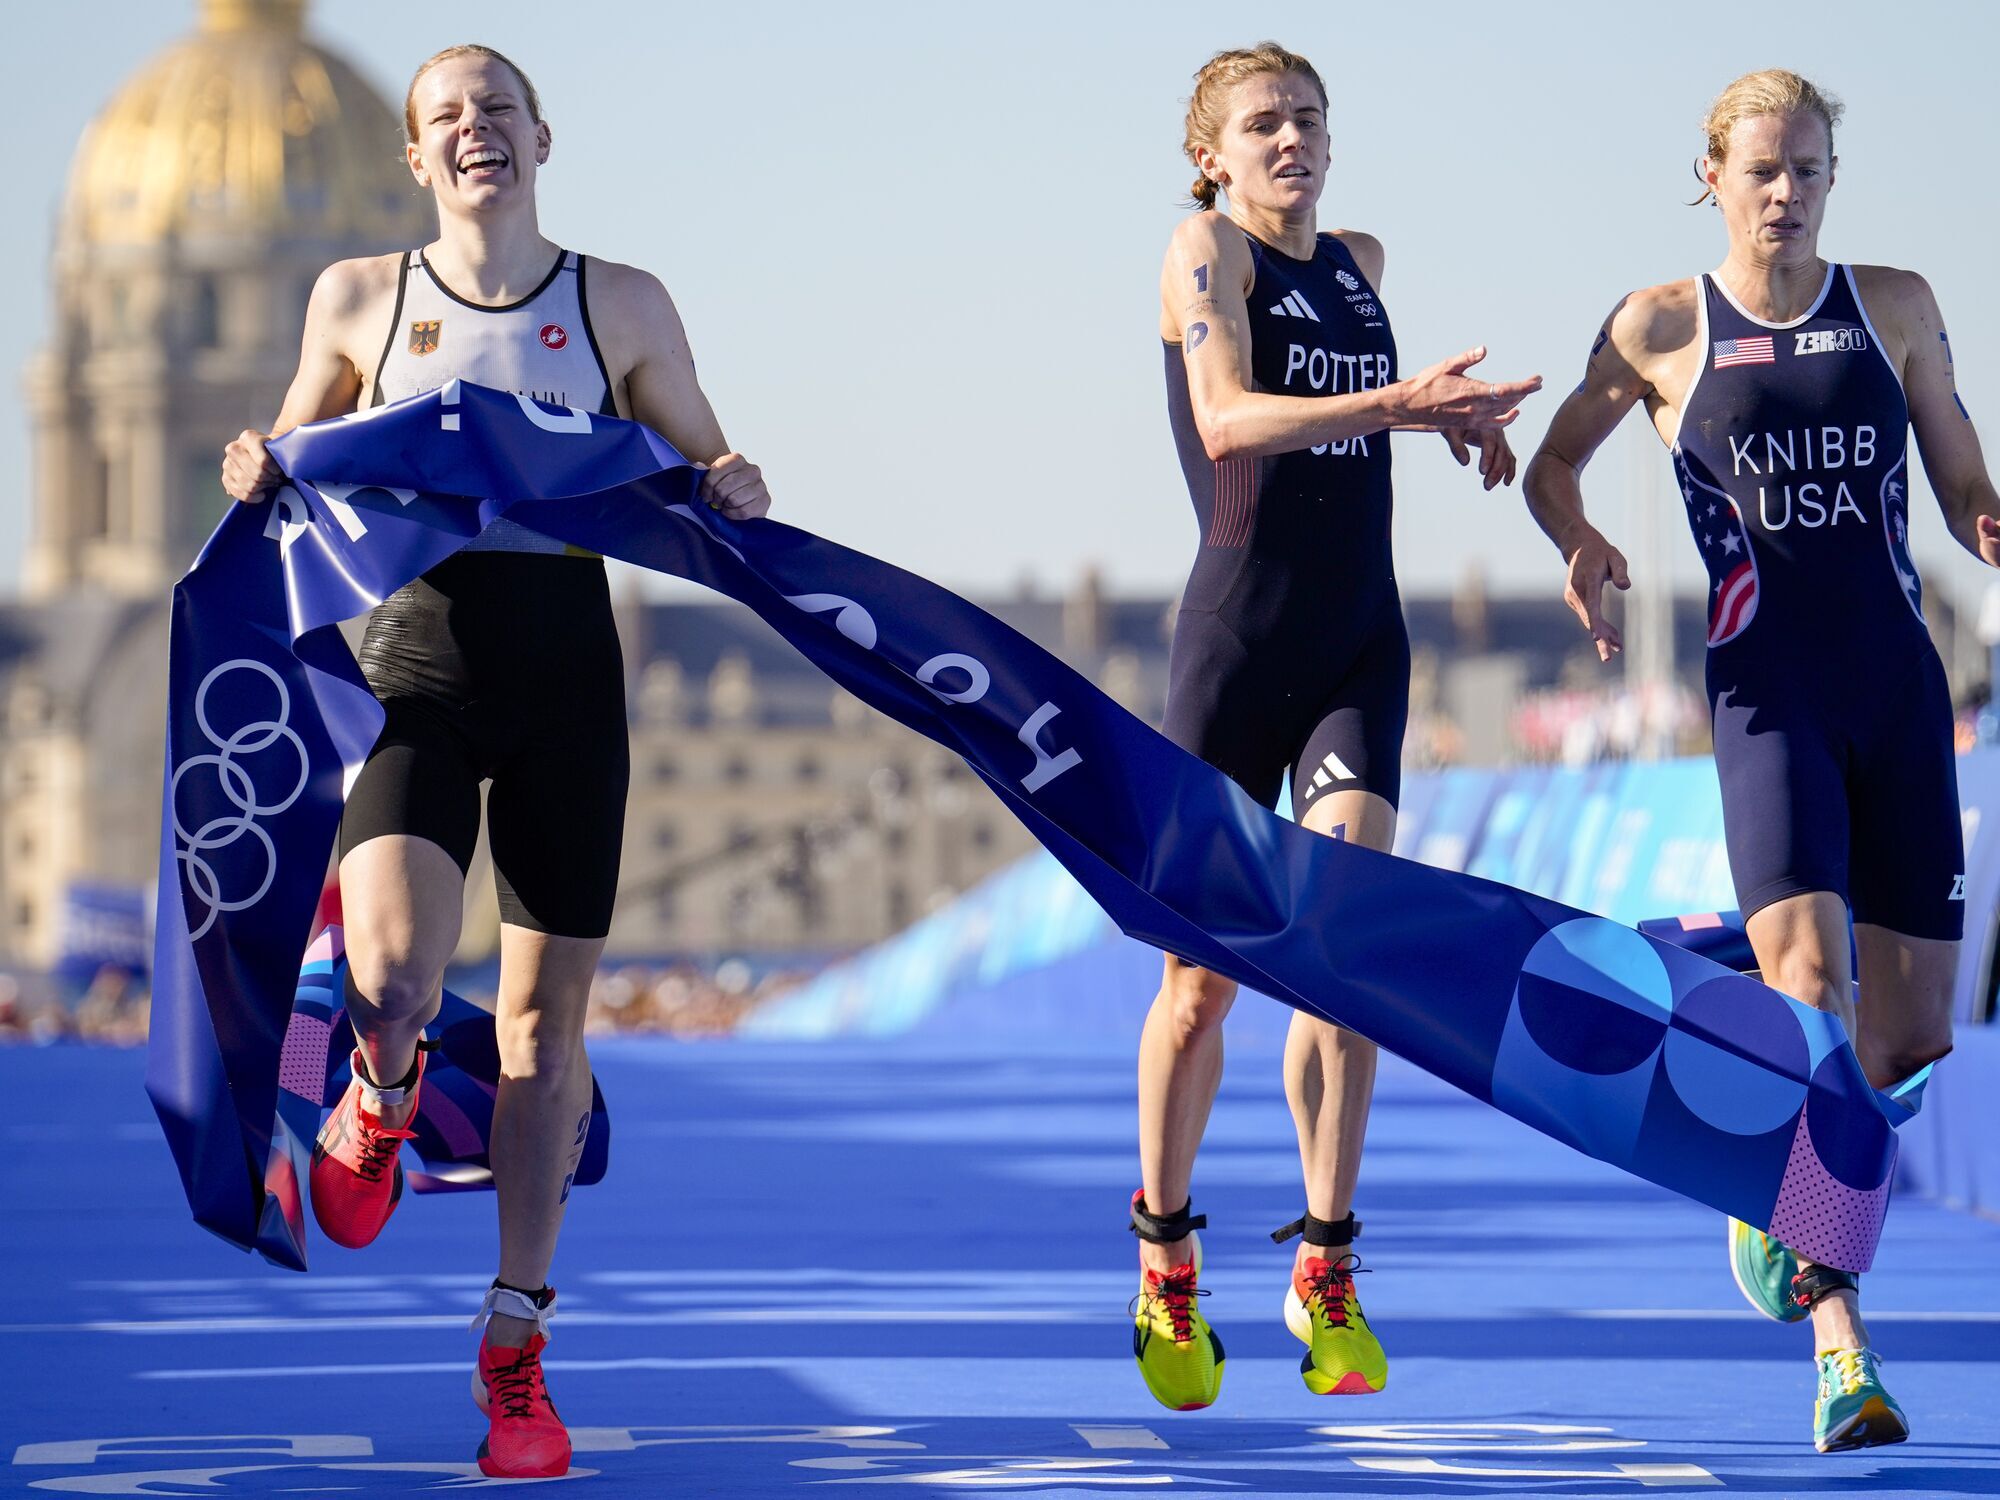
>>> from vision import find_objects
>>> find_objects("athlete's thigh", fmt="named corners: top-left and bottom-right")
top-left (1847, 652), bottom-right (1964, 942)
top-left (338, 699), bottom-right (480, 974)
top-left (1708, 673), bottom-right (1850, 919)
top-left (1290, 602), bottom-right (1410, 822)
top-left (1161, 608), bottom-right (1289, 808)
top-left (487, 725), bottom-right (631, 941)
top-left (1299, 787), bottom-right (1395, 850)
top-left (339, 835), bottom-right (466, 981)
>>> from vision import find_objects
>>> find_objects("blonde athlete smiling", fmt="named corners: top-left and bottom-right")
top-left (221, 45), bottom-right (770, 1478)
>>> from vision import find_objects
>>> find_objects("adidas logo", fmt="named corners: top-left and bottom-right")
top-left (1304, 749), bottom-right (1356, 797)
top-left (1267, 291), bottom-right (1320, 322)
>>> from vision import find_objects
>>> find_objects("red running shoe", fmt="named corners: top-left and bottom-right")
top-left (475, 1332), bottom-right (570, 1477)
top-left (309, 1046), bottom-right (423, 1249)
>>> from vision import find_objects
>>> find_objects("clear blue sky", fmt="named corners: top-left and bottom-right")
top-left (10, 0), bottom-right (1997, 615)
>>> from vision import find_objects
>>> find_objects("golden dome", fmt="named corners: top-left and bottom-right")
top-left (62, 0), bottom-right (431, 249)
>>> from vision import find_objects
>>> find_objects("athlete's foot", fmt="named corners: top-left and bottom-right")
top-left (471, 1283), bottom-right (569, 1478)
top-left (1284, 1249), bottom-right (1386, 1394)
top-left (309, 1046), bottom-right (425, 1248)
top-left (1814, 1347), bottom-right (1909, 1453)
top-left (1129, 1190), bottom-right (1223, 1410)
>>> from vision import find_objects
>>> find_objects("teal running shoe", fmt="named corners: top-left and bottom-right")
top-left (1814, 1348), bottom-right (1909, 1453)
top-left (1728, 1217), bottom-right (1807, 1323)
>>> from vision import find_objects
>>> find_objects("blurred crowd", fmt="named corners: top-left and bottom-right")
top-left (1510, 681), bottom-right (1709, 766)
top-left (583, 960), bottom-right (808, 1037)
top-left (0, 956), bottom-right (813, 1046)
top-left (0, 966), bottom-right (148, 1045)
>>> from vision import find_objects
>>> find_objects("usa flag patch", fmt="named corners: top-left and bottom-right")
top-left (1713, 336), bottom-right (1776, 368)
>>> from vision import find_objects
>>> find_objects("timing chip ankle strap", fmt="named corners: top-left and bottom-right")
top-left (1271, 1211), bottom-right (1361, 1248)
top-left (1130, 1196), bottom-right (1207, 1244)
top-left (1791, 1264), bottom-right (1860, 1311)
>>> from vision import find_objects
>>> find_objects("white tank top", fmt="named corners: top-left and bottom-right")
top-left (372, 248), bottom-right (614, 553)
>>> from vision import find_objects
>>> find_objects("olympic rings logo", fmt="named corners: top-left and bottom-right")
top-left (170, 660), bottom-right (310, 941)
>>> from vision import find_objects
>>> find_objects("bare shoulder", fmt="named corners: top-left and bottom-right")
top-left (1850, 263), bottom-right (1937, 321)
top-left (1609, 278), bottom-right (1699, 358)
top-left (1167, 210), bottom-right (1252, 269)
top-left (1328, 228), bottom-right (1384, 283)
top-left (310, 252), bottom-right (403, 320)
top-left (582, 256), bottom-right (679, 323)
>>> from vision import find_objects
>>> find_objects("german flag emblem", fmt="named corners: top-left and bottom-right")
top-left (409, 320), bottom-right (441, 357)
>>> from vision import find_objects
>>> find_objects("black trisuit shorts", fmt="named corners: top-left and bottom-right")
top-left (339, 552), bottom-right (629, 939)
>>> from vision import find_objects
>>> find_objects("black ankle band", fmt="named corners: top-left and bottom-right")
top-left (1130, 1196), bottom-right (1207, 1244)
top-left (1271, 1211), bottom-right (1361, 1248)
top-left (356, 1044), bottom-right (428, 1094)
top-left (1791, 1264), bottom-right (1860, 1311)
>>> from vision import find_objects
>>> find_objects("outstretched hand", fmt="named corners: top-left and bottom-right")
top-left (1563, 528), bottom-right (1631, 661)
top-left (1394, 346), bottom-right (1543, 433)
top-left (1442, 426), bottom-right (1519, 489)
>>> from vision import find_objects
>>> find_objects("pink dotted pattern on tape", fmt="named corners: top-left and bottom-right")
top-left (277, 1011), bottom-right (334, 1101)
top-left (1767, 1105), bottom-right (1891, 1272)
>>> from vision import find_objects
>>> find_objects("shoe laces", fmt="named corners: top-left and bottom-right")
top-left (1132, 1263), bottom-right (1208, 1343)
top-left (350, 1110), bottom-right (413, 1184)
top-left (1825, 1347), bottom-right (1877, 1396)
top-left (484, 1341), bottom-right (551, 1422)
top-left (1304, 1253), bottom-right (1369, 1328)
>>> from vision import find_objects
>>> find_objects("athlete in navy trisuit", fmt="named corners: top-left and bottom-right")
top-left (219, 45), bottom-right (772, 1478)
top-left (1129, 42), bottom-right (1542, 1411)
top-left (1525, 69), bottom-right (1996, 1453)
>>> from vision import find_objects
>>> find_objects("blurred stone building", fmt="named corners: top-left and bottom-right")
top-left (1, 0), bottom-right (431, 968)
top-left (0, 0), bottom-right (1156, 968)
top-left (5, 3), bottom-right (1989, 972)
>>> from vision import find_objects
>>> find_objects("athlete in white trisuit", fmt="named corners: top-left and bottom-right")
top-left (1131, 42), bottom-right (1541, 1412)
top-left (1525, 69), bottom-right (1997, 1452)
top-left (220, 45), bottom-right (771, 1478)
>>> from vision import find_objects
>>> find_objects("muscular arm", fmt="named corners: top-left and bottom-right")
top-left (223, 257), bottom-right (390, 501)
top-left (593, 263), bottom-right (730, 459)
top-left (589, 261), bottom-right (767, 517)
top-left (1522, 290), bottom-right (1686, 658)
top-left (1164, 216), bottom-right (1536, 462)
top-left (1868, 267), bottom-right (2000, 565)
top-left (271, 264), bottom-right (376, 432)
top-left (1524, 298), bottom-right (1658, 555)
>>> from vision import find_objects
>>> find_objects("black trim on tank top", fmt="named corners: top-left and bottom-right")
top-left (417, 246), bottom-right (568, 312)
top-left (575, 254), bottom-right (618, 416)
top-left (368, 250), bottom-right (413, 409)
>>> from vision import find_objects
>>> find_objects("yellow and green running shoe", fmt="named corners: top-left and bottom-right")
top-left (1728, 1217), bottom-right (1808, 1323)
top-left (1130, 1219), bottom-right (1222, 1410)
top-left (1284, 1253), bottom-right (1386, 1394)
top-left (1814, 1348), bottom-right (1909, 1453)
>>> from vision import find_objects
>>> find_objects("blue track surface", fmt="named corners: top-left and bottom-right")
top-left (6, 1034), bottom-right (1998, 1495)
